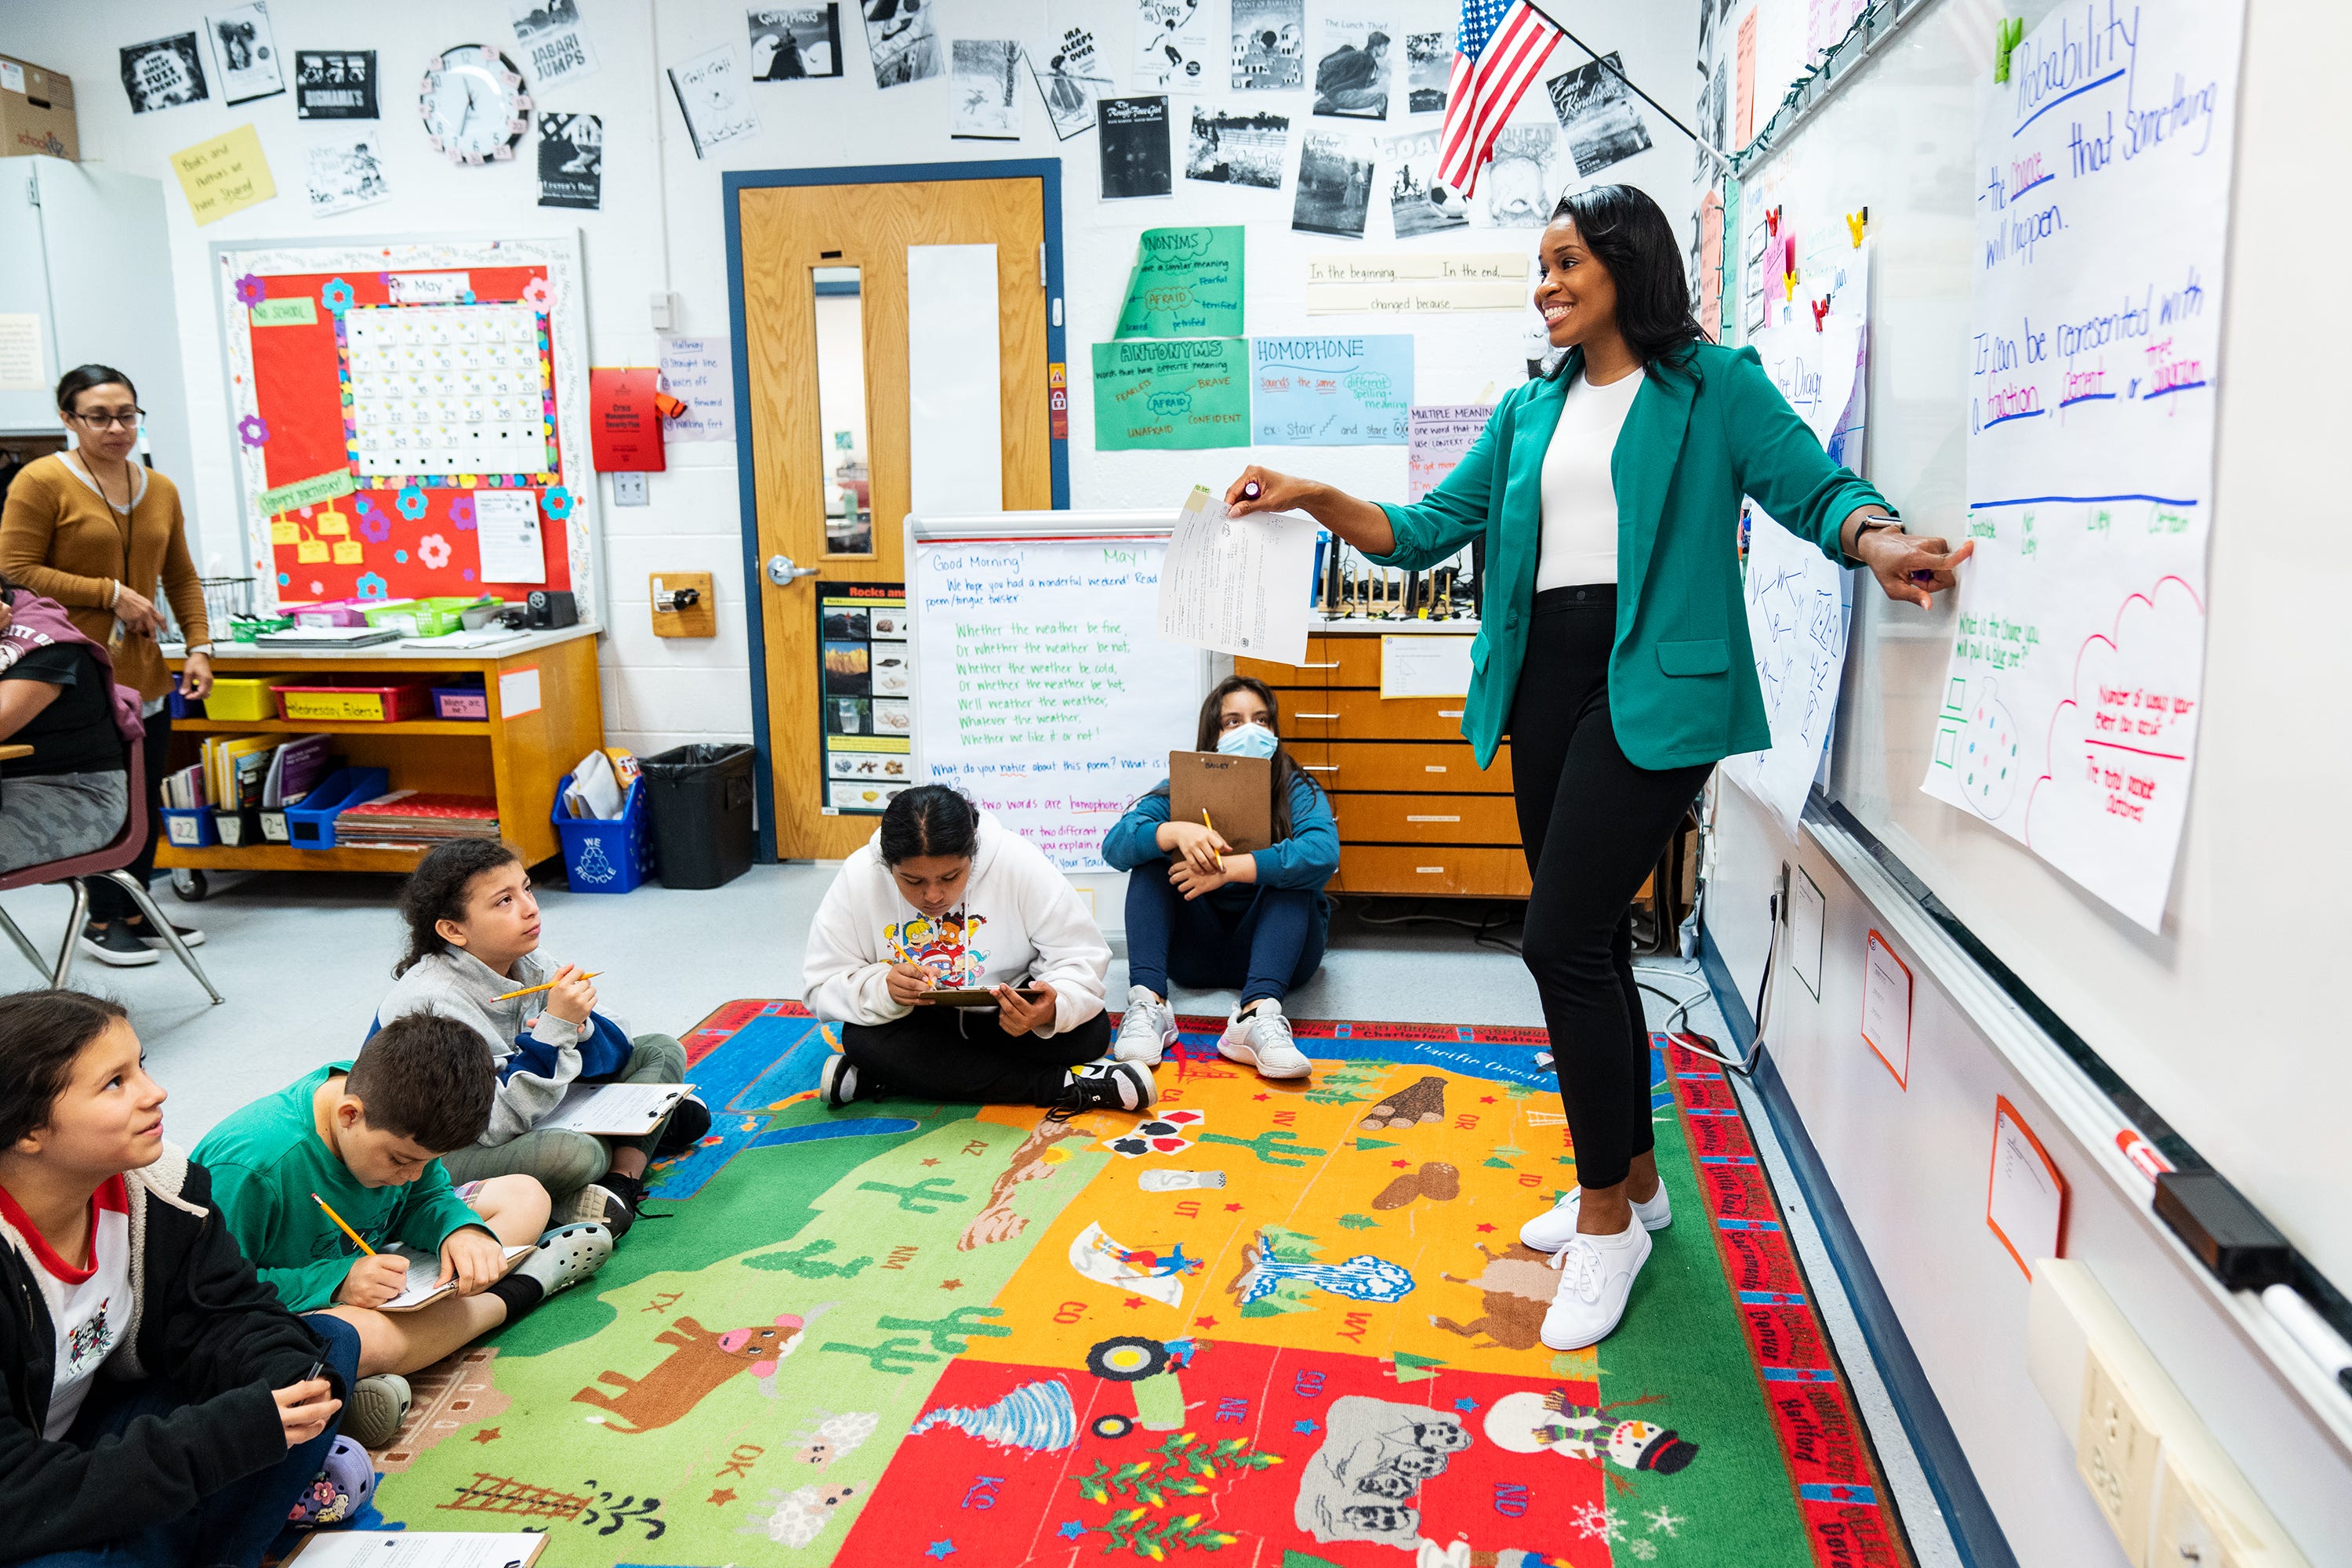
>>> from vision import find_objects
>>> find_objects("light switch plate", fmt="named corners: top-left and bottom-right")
top-left (612, 471), bottom-right (648, 506)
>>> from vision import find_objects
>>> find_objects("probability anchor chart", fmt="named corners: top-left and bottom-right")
top-left (1922, 0), bottom-right (2245, 931)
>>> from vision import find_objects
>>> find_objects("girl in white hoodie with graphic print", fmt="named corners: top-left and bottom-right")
top-left (803, 786), bottom-right (1150, 1112)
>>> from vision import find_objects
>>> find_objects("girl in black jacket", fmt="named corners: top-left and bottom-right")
top-left (1, 989), bottom-right (358, 1566)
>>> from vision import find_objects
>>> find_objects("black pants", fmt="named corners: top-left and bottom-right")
top-left (1510, 586), bottom-right (1710, 1191)
top-left (85, 706), bottom-right (169, 921)
top-left (841, 1004), bottom-right (1112, 1105)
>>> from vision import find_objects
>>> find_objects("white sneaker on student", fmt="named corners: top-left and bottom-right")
top-left (1519, 1184), bottom-right (1673, 1253)
top-left (1218, 1000), bottom-right (1311, 1080)
top-left (1540, 1221), bottom-right (1651, 1350)
top-left (1113, 986), bottom-right (1178, 1065)
top-left (517, 1221), bottom-right (614, 1298)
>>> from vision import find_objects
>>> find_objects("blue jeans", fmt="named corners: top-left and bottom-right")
top-left (19, 1313), bottom-right (361, 1568)
top-left (1124, 860), bottom-right (1324, 1005)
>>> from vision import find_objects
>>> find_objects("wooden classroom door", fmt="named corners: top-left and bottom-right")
top-left (737, 176), bottom-right (1051, 858)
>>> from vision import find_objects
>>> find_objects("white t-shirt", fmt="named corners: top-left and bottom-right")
top-left (0, 1175), bottom-right (133, 1439)
top-left (1535, 368), bottom-right (1646, 590)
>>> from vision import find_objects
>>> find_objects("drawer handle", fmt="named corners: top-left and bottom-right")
top-left (1296, 713), bottom-right (1340, 720)
top-left (1439, 709), bottom-right (1464, 717)
top-left (1405, 815), bottom-right (1461, 822)
top-left (1423, 764), bottom-right (1447, 773)
top-left (1416, 866), bottom-right (1445, 874)
top-left (1301, 764), bottom-right (1339, 773)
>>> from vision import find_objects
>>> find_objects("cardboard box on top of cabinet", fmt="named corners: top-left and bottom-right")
top-left (0, 56), bottom-right (78, 162)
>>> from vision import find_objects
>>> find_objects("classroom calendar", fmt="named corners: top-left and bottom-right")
top-left (340, 304), bottom-right (554, 478)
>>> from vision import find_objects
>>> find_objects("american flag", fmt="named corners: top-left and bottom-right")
top-left (1437, 0), bottom-right (1566, 194)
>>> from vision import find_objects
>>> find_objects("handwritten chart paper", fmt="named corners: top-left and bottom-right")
top-left (1252, 335), bottom-right (1411, 445)
top-left (1116, 227), bottom-right (1243, 339)
top-left (1986, 1097), bottom-right (2067, 1279)
top-left (1157, 485), bottom-right (1316, 663)
top-left (913, 539), bottom-right (1200, 871)
top-left (1406, 405), bottom-right (1493, 501)
top-left (1303, 253), bottom-right (1526, 314)
top-left (170, 123), bottom-right (276, 225)
top-left (1091, 338), bottom-right (1248, 449)
top-left (1922, 0), bottom-right (2245, 931)
top-left (1860, 928), bottom-right (1911, 1087)
top-left (655, 336), bottom-right (737, 443)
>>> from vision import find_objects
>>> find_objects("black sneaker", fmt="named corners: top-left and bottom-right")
top-left (820, 1054), bottom-right (882, 1109)
top-left (1058, 1062), bottom-right (1158, 1114)
top-left (133, 917), bottom-right (205, 949)
top-left (79, 920), bottom-right (160, 967)
top-left (653, 1094), bottom-right (711, 1156)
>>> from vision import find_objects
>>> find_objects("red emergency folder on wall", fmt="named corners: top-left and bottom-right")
top-left (589, 366), bottom-right (666, 472)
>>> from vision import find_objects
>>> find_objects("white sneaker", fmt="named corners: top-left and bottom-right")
top-left (1218, 1001), bottom-right (1311, 1080)
top-left (1113, 985), bottom-right (1178, 1065)
top-left (1541, 1222), bottom-right (1651, 1350)
top-left (517, 1221), bottom-right (614, 1298)
top-left (1519, 1184), bottom-right (1672, 1252)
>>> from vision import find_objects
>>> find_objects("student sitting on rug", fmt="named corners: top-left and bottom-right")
top-left (374, 839), bottom-right (710, 1238)
top-left (194, 1013), bottom-right (614, 1450)
top-left (804, 784), bottom-right (1151, 1112)
top-left (1, 989), bottom-right (357, 1566)
top-left (1102, 676), bottom-right (1336, 1080)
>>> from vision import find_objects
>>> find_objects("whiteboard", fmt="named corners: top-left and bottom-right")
top-left (1737, 0), bottom-right (2352, 1283)
top-left (907, 510), bottom-right (1210, 890)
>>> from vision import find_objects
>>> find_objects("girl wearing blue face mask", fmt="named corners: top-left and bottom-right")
top-left (1101, 677), bottom-right (1340, 1080)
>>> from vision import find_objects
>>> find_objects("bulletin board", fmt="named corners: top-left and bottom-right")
top-left (209, 234), bottom-right (600, 623)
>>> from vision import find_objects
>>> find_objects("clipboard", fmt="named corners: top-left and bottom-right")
top-left (378, 1245), bottom-right (535, 1312)
top-left (915, 986), bottom-right (1046, 1008)
top-left (1168, 751), bottom-right (1273, 852)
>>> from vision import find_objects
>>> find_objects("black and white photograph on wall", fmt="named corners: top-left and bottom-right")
top-left (510, 0), bottom-right (600, 87)
top-left (205, 4), bottom-right (283, 105)
top-left (862, 0), bottom-right (942, 89)
top-left (294, 51), bottom-right (376, 118)
top-left (121, 34), bottom-right (210, 114)
top-left (536, 113), bottom-right (603, 209)
top-left (668, 42), bottom-right (762, 157)
top-left (1383, 129), bottom-right (1466, 236)
top-left (1405, 30), bottom-right (1450, 113)
top-left (303, 132), bottom-right (388, 216)
top-left (749, 6), bottom-right (843, 79)
top-left (949, 39), bottom-right (1022, 140)
top-left (1231, 0), bottom-right (1304, 91)
top-left (1185, 107), bottom-right (1287, 189)
top-left (1029, 21), bottom-right (1107, 140)
top-left (1693, 58), bottom-right (1726, 180)
top-left (1483, 122), bottom-right (1563, 227)
top-left (1312, 17), bottom-right (1391, 119)
top-left (1099, 95), bottom-right (1174, 199)
top-left (1134, 0), bottom-right (1211, 93)
top-left (1546, 52), bottom-right (1653, 176)
top-left (1292, 130), bottom-right (1374, 238)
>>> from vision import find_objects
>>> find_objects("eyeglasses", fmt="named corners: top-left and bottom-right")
top-left (68, 408), bottom-right (144, 430)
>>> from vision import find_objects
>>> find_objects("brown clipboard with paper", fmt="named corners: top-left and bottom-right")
top-left (1168, 751), bottom-right (1272, 853)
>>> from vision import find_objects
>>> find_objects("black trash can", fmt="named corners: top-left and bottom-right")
top-left (640, 743), bottom-right (757, 889)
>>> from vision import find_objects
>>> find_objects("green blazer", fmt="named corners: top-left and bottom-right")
top-left (1371, 342), bottom-right (1893, 771)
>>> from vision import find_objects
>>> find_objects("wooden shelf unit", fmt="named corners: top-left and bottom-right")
top-left (159, 628), bottom-right (603, 877)
top-left (1240, 630), bottom-right (1530, 900)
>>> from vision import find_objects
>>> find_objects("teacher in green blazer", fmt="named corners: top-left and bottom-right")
top-left (1227, 184), bottom-right (1969, 1350)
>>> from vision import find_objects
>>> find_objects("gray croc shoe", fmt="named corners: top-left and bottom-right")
top-left (517, 1221), bottom-right (615, 1298)
top-left (344, 1372), bottom-right (411, 1450)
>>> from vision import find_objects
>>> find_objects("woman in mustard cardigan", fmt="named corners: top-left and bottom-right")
top-left (1226, 185), bottom-right (1971, 1350)
top-left (0, 365), bottom-right (214, 966)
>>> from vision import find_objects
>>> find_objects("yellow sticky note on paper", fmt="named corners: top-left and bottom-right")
top-left (170, 124), bottom-right (275, 227)
top-left (331, 541), bottom-right (365, 564)
top-left (269, 518), bottom-right (300, 545)
top-left (314, 507), bottom-right (350, 539)
top-left (296, 539), bottom-right (328, 564)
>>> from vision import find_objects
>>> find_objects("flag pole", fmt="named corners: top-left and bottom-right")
top-left (1518, 4), bottom-right (1739, 176)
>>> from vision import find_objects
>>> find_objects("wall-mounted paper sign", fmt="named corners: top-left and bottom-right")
top-left (474, 491), bottom-right (547, 584)
top-left (589, 367), bottom-right (666, 473)
top-left (1987, 1096), bottom-right (2067, 1280)
top-left (170, 123), bottom-right (275, 226)
top-left (1860, 927), bottom-right (1909, 1085)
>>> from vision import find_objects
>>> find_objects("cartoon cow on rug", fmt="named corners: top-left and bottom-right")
top-left (572, 1312), bottom-right (807, 1433)
top-left (1428, 1242), bottom-right (1558, 1352)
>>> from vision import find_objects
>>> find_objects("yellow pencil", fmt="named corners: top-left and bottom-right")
top-left (311, 1192), bottom-right (376, 1257)
top-left (1203, 809), bottom-right (1224, 871)
top-left (492, 971), bottom-right (601, 1003)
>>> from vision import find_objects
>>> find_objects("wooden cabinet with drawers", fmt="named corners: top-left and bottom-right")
top-left (1240, 628), bottom-right (1528, 899)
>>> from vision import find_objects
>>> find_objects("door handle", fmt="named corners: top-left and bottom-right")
top-left (767, 554), bottom-right (819, 586)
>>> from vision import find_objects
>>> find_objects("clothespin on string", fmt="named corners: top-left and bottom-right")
top-left (1994, 19), bottom-right (2024, 85)
top-left (1811, 297), bottom-right (1831, 333)
top-left (1846, 208), bottom-right (1867, 248)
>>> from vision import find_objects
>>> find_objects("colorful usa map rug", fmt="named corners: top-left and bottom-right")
top-left (366, 1003), bottom-right (1913, 1566)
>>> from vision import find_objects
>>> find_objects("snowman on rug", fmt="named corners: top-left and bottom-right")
top-left (1483, 1389), bottom-right (1699, 1476)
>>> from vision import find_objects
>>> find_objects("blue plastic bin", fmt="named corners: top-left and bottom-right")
top-left (159, 807), bottom-right (217, 848)
top-left (550, 773), bottom-right (652, 894)
top-left (283, 766), bottom-right (390, 849)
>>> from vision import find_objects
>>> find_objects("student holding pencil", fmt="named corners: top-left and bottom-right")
top-left (1100, 676), bottom-right (1338, 1080)
top-left (1223, 184), bottom-right (1966, 1352)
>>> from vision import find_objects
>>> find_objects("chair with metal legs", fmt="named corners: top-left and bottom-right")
top-left (0, 740), bottom-right (223, 1002)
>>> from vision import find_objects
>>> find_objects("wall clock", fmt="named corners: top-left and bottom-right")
top-left (419, 45), bottom-right (532, 164)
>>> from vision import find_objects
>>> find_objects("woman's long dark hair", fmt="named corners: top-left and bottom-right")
top-left (1547, 183), bottom-right (1707, 380)
top-left (1149, 675), bottom-right (1320, 841)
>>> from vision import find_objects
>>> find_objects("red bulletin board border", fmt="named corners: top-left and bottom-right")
top-left (212, 237), bottom-right (601, 622)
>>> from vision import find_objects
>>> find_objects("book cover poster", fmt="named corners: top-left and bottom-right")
top-left (206, 3), bottom-right (285, 106)
top-left (122, 34), bottom-right (210, 114)
top-left (863, 0), bottom-right (941, 89)
top-left (1312, 16), bottom-right (1391, 119)
top-left (537, 113), bottom-right (603, 209)
top-left (510, 0), bottom-right (600, 87)
top-left (1135, 0), bottom-right (1213, 93)
top-left (949, 39), bottom-right (1021, 140)
top-left (1099, 95), bottom-right (1174, 199)
top-left (1232, 0), bottom-right (1305, 90)
top-left (1185, 107), bottom-right (1287, 189)
top-left (667, 42), bottom-right (760, 157)
top-left (750, 5), bottom-right (844, 79)
top-left (1029, 20), bottom-right (1107, 140)
top-left (303, 132), bottom-right (388, 217)
top-left (294, 50), bottom-right (376, 118)
top-left (1292, 130), bottom-right (1373, 238)
top-left (1546, 52), bottom-right (1654, 176)
top-left (1383, 129), bottom-right (1466, 236)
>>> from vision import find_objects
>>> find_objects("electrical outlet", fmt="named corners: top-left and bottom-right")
top-left (2080, 1349), bottom-right (2163, 1565)
top-left (2153, 1461), bottom-right (2237, 1568)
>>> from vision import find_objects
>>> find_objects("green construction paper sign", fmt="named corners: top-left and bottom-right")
top-left (249, 297), bottom-right (317, 326)
top-left (1116, 227), bottom-right (1244, 339)
top-left (256, 466), bottom-right (355, 516)
top-left (1091, 338), bottom-right (1249, 450)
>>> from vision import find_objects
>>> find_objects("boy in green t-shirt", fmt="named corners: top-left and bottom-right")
top-left (195, 1013), bottom-right (612, 1446)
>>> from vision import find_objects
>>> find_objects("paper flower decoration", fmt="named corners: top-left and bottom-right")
top-left (395, 484), bottom-right (428, 521)
top-left (310, 580), bottom-right (325, 595)
top-left (321, 278), bottom-right (355, 313)
top-left (540, 485), bottom-right (575, 519)
top-left (521, 277), bottom-right (554, 309)
top-left (456, 290), bottom-right (477, 304)
top-left (417, 534), bottom-right (452, 570)
top-left (462, 568), bottom-right (476, 583)
top-left (448, 497), bottom-right (475, 529)
top-left (358, 509), bottom-right (390, 543)
top-left (234, 274), bottom-right (266, 307)
top-left (236, 415), bottom-right (269, 448)
top-left (354, 572), bottom-right (389, 601)
top-left (354, 495), bottom-right (377, 517)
